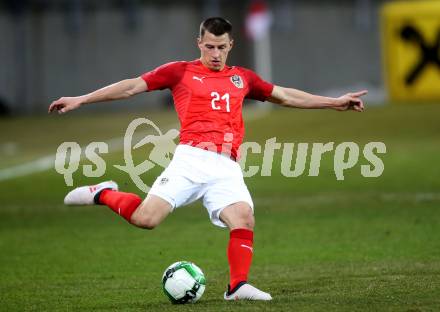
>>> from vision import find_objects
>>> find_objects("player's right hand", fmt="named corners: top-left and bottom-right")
top-left (48, 96), bottom-right (83, 114)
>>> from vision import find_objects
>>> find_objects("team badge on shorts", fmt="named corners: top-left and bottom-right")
top-left (230, 75), bottom-right (244, 88)
top-left (159, 177), bottom-right (169, 185)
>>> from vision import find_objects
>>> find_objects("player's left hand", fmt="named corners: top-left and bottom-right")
top-left (333, 90), bottom-right (367, 112)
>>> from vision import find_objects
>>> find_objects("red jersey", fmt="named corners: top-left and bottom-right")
top-left (141, 60), bottom-right (273, 160)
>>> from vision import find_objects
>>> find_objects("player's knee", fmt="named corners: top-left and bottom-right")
top-left (131, 214), bottom-right (160, 230)
top-left (221, 203), bottom-right (255, 230)
top-left (243, 211), bottom-right (255, 229)
top-left (237, 206), bottom-right (255, 229)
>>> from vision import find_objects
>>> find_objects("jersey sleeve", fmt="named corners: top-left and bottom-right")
top-left (242, 68), bottom-right (274, 101)
top-left (140, 61), bottom-right (186, 91)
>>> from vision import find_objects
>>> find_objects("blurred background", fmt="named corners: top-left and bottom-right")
top-left (0, 0), bottom-right (389, 115)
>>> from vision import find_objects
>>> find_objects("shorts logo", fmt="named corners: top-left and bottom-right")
top-left (159, 177), bottom-right (169, 185)
top-left (230, 75), bottom-right (243, 88)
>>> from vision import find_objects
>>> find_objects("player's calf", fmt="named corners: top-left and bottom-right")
top-left (98, 188), bottom-right (142, 222)
top-left (220, 203), bottom-right (256, 295)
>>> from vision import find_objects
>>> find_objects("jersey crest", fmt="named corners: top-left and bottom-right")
top-left (230, 75), bottom-right (244, 89)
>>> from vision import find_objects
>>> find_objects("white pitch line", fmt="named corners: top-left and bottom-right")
top-left (0, 108), bottom-right (269, 182)
top-left (0, 155), bottom-right (56, 182)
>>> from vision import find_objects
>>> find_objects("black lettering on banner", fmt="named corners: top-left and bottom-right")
top-left (399, 25), bottom-right (440, 85)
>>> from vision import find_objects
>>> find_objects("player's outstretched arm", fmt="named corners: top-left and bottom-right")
top-left (267, 85), bottom-right (367, 112)
top-left (48, 77), bottom-right (147, 114)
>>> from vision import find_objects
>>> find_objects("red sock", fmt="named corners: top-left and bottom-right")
top-left (227, 228), bottom-right (254, 291)
top-left (98, 189), bottom-right (142, 222)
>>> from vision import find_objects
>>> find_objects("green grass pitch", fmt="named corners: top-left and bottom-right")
top-left (1, 104), bottom-right (440, 311)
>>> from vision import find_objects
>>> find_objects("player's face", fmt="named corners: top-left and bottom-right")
top-left (198, 31), bottom-right (233, 71)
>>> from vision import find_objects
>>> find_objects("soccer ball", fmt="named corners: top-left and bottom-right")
top-left (162, 261), bottom-right (206, 304)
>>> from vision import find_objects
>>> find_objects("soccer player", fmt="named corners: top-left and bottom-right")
top-left (48, 17), bottom-right (366, 301)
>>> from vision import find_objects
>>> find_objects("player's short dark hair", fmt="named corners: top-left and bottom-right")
top-left (199, 17), bottom-right (232, 39)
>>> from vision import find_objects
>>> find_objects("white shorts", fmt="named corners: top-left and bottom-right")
top-left (148, 144), bottom-right (254, 227)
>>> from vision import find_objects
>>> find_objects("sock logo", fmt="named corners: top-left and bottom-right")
top-left (240, 244), bottom-right (253, 253)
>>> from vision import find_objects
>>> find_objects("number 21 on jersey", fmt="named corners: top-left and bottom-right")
top-left (211, 92), bottom-right (230, 112)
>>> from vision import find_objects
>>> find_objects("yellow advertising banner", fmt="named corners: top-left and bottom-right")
top-left (381, 1), bottom-right (440, 101)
